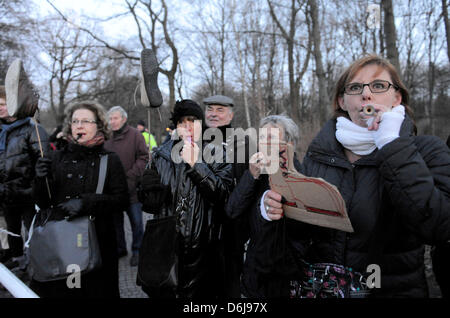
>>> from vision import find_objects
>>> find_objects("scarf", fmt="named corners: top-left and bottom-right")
top-left (113, 124), bottom-right (127, 138)
top-left (0, 117), bottom-right (31, 153)
top-left (335, 105), bottom-right (405, 156)
top-left (67, 131), bottom-right (105, 148)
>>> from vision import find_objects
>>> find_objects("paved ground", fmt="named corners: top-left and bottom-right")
top-left (117, 212), bottom-right (150, 298)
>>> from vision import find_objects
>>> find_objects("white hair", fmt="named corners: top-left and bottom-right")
top-left (108, 105), bottom-right (128, 119)
top-left (259, 114), bottom-right (300, 147)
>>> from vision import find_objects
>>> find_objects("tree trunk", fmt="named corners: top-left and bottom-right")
top-left (381, 0), bottom-right (400, 72)
top-left (308, 0), bottom-right (330, 123)
top-left (442, 0), bottom-right (450, 63)
top-left (267, 0), bottom-right (301, 124)
top-left (231, 2), bottom-right (251, 128)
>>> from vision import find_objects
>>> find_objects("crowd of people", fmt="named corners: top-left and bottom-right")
top-left (0, 53), bottom-right (450, 299)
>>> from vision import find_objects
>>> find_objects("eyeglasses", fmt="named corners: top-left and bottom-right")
top-left (344, 80), bottom-right (398, 95)
top-left (71, 119), bottom-right (97, 126)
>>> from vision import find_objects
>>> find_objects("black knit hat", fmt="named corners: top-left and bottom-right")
top-left (170, 99), bottom-right (204, 126)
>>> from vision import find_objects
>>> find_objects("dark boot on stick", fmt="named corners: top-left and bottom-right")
top-left (140, 49), bottom-right (163, 108)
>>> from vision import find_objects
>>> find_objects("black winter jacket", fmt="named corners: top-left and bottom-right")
top-left (226, 157), bottom-right (303, 298)
top-left (0, 118), bottom-right (50, 207)
top-left (206, 124), bottom-right (256, 297)
top-left (142, 139), bottom-right (233, 298)
top-left (32, 142), bottom-right (129, 298)
top-left (248, 117), bottom-right (450, 298)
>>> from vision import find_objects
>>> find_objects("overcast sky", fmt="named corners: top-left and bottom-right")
top-left (34, 0), bottom-right (140, 41)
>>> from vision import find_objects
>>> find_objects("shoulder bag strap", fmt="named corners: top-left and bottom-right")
top-left (25, 155), bottom-right (108, 249)
top-left (95, 154), bottom-right (108, 194)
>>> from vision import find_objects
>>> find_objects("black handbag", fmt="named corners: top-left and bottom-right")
top-left (27, 155), bottom-right (108, 282)
top-left (136, 215), bottom-right (178, 296)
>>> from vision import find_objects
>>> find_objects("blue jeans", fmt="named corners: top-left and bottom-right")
top-left (114, 202), bottom-right (144, 255)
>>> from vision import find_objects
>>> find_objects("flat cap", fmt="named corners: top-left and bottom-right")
top-left (203, 95), bottom-right (234, 107)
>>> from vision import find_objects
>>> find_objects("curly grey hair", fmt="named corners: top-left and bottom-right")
top-left (63, 100), bottom-right (111, 140)
top-left (259, 114), bottom-right (300, 147)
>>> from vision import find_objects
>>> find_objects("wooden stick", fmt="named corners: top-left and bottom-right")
top-left (147, 108), bottom-right (152, 162)
top-left (32, 116), bottom-right (51, 200)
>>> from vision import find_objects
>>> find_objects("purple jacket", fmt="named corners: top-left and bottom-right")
top-left (104, 124), bottom-right (148, 204)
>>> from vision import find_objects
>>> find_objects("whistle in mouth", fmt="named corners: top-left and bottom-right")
top-left (363, 105), bottom-right (376, 116)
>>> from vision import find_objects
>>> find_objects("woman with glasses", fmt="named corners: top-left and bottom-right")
top-left (256, 54), bottom-right (450, 297)
top-left (30, 101), bottom-right (128, 298)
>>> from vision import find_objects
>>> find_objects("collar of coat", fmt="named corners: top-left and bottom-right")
top-left (112, 124), bottom-right (129, 140)
top-left (306, 115), bottom-right (416, 168)
top-left (66, 142), bottom-right (106, 158)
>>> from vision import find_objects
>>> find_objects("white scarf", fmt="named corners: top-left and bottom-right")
top-left (335, 105), bottom-right (405, 156)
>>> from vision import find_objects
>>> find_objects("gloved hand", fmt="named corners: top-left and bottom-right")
top-left (35, 157), bottom-right (52, 178)
top-left (0, 183), bottom-right (8, 200)
top-left (57, 198), bottom-right (84, 221)
top-left (139, 168), bottom-right (164, 191)
top-left (137, 168), bottom-right (167, 214)
top-left (372, 106), bottom-right (405, 149)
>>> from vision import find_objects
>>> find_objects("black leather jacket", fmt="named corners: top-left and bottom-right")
top-left (144, 139), bottom-right (233, 297)
top-left (0, 118), bottom-right (50, 207)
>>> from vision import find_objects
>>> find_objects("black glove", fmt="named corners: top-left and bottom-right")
top-left (57, 199), bottom-right (84, 221)
top-left (137, 168), bottom-right (167, 214)
top-left (0, 183), bottom-right (8, 200)
top-left (35, 157), bottom-right (52, 178)
top-left (140, 168), bottom-right (164, 191)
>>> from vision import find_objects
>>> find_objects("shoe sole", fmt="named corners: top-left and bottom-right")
top-left (140, 49), bottom-right (163, 108)
top-left (5, 59), bottom-right (21, 117)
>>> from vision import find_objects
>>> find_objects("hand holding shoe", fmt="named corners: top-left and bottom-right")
top-left (57, 199), bottom-right (84, 221)
top-left (35, 157), bottom-right (52, 178)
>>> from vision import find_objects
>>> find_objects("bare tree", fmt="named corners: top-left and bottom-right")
top-left (46, 0), bottom-right (179, 111)
top-left (230, 0), bottom-right (251, 127)
top-left (381, 0), bottom-right (400, 71)
top-left (308, 0), bottom-right (329, 122)
top-left (33, 16), bottom-right (100, 124)
top-left (267, 0), bottom-right (311, 124)
top-left (442, 0), bottom-right (450, 63)
top-left (0, 0), bottom-right (37, 81)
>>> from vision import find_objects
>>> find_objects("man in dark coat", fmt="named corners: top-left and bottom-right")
top-left (105, 106), bottom-right (148, 266)
top-left (0, 80), bottom-right (50, 269)
top-left (203, 95), bottom-right (256, 297)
